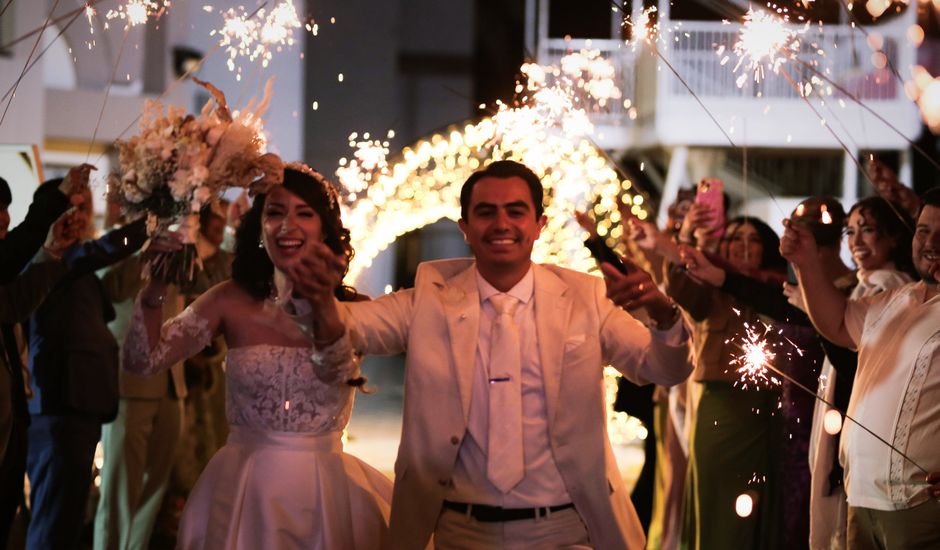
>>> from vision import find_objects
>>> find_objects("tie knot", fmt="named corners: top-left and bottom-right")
top-left (489, 293), bottom-right (519, 317)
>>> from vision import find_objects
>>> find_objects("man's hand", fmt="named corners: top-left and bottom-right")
top-left (867, 159), bottom-right (921, 219)
top-left (59, 164), bottom-right (95, 205)
top-left (782, 282), bottom-right (806, 312)
top-left (142, 230), bottom-right (184, 261)
top-left (927, 472), bottom-right (940, 499)
top-left (779, 219), bottom-right (818, 270)
top-left (601, 258), bottom-right (677, 326)
top-left (43, 216), bottom-right (78, 258)
top-left (625, 217), bottom-right (659, 251)
top-left (574, 210), bottom-right (598, 238)
top-left (678, 244), bottom-right (725, 287)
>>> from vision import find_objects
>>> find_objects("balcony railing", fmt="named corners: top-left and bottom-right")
top-left (664, 21), bottom-right (902, 101)
top-left (537, 19), bottom-right (913, 132)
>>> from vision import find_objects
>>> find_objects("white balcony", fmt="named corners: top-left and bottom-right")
top-left (536, 8), bottom-right (920, 153)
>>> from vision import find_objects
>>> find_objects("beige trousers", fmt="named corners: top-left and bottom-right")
top-left (93, 395), bottom-right (183, 550)
top-left (847, 500), bottom-right (940, 550)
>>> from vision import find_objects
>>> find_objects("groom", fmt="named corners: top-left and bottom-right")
top-left (290, 160), bottom-right (692, 549)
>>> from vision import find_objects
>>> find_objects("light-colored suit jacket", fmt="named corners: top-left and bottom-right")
top-left (342, 259), bottom-right (692, 550)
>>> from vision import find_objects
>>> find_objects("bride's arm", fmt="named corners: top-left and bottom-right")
top-left (309, 323), bottom-right (360, 385)
top-left (123, 280), bottom-right (225, 376)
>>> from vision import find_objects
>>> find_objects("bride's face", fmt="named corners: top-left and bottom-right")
top-left (261, 186), bottom-right (324, 271)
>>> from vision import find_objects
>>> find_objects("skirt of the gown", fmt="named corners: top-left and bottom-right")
top-left (176, 426), bottom-right (392, 550)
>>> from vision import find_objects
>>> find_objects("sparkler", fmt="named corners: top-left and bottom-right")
top-left (776, 65), bottom-right (915, 230)
top-left (87, 23), bottom-right (132, 159)
top-left (0, 0), bottom-right (63, 128)
top-left (0, 0), bottom-right (108, 51)
top-left (729, 310), bottom-right (929, 475)
top-left (0, 0), bottom-right (14, 19)
top-left (99, 3), bottom-right (270, 164)
top-left (629, 6), bottom-right (659, 46)
top-left (0, 3), bottom-right (91, 105)
top-left (781, 57), bottom-right (940, 174)
top-left (730, 320), bottom-right (782, 390)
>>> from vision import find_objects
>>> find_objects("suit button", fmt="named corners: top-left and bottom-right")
top-left (450, 436), bottom-right (460, 445)
top-left (438, 479), bottom-right (449, 487)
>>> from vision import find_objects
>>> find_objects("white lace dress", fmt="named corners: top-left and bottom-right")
top-left (123, 302), bottom-right (392, 550)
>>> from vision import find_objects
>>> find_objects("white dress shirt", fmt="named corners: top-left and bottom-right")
top-left (446, 265), bottom-right (572, 507)
top-left (843, 281), bottom-right (940, 510)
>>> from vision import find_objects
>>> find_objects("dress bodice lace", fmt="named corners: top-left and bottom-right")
top-left (225, 344), bottom-right (355, 433)
top-left (123, 300), bottom-right (358, 433)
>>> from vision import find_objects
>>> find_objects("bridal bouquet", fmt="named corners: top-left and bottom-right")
top-left (109, 78), bottom-right (282, 283)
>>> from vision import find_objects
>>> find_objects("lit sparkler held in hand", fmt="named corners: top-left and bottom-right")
top-left (728, 306), bottom-right (930, 475)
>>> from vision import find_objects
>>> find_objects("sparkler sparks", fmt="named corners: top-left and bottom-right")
top-left (731, 7), bottom-right (801, 88)
top-left (335, 131), bottom-right (392, 196)
top-left (106, 0), bottom-right (168, 27)
top-left (212, 0), bottom-right (304, 80)
top-left (730, 321), bottom-right (783, 389)
top-left (623, 6), bottom-right (661, 48)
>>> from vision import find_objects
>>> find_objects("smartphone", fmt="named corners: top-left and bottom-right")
top-left (695, 178), bottom-right (725, 239)
top-left (787, 263), bottom-right (798, 285)
top-left (585, 236), bottom-right (630, 274)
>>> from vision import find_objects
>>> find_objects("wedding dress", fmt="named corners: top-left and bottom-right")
top-left (123, 302), bottom-right (392, 549)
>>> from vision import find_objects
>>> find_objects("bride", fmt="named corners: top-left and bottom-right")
top-left (122, 164), bottom-right (391, 549)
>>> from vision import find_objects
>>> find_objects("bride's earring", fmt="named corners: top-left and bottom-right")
top-left (258, 237), bottom-right (264, 249)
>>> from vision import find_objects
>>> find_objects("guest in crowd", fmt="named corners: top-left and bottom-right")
top-left (782, 186), bottom-right (940, 550)
top-left (0, 170), bottom-right (89, 548)
top-left (93, 218), bottom-right (187, 550)
top-left (25, 181), bottom-right (148, 549)
top-left (155, 205), bottom-right (234, 543)
top-left (803, 196), bottom-right (915, 550)
top-left (681, 197), bottom-right (853, 550)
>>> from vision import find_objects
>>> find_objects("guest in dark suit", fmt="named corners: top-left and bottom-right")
top-left (24, 180), bottom-right (148, 550)
top-left (0, 167), bottom-right (89, 283)
top-left (0, 169), bottom-right (90, 548)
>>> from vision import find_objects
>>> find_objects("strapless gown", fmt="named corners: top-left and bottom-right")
top-left (176, 345), bottom-right (392, 549)
top-left (122, 305), bottom-right (391, 549)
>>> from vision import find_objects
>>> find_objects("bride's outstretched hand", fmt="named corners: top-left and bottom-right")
top-left (286, 242), bottom-right (347, 307)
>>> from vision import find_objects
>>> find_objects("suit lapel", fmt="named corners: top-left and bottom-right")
top-left (441, 264), bottom-right (481, 423)
top-left (533, 265), bottom-right (571, 428)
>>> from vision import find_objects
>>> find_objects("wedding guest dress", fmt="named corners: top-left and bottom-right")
top-left (123, 302), bottom-right (392, 549)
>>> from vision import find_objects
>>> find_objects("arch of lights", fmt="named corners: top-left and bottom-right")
top-left (338, 119), bottom-right (653, 285)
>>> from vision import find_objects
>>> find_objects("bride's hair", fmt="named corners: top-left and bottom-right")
top-left (232, 166), bottom-right (356, 301)
top-left (232, 166), bottom-right (368, 389)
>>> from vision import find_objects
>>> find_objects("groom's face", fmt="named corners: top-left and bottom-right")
top-left (458, 176), bottom-right (546, 274)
